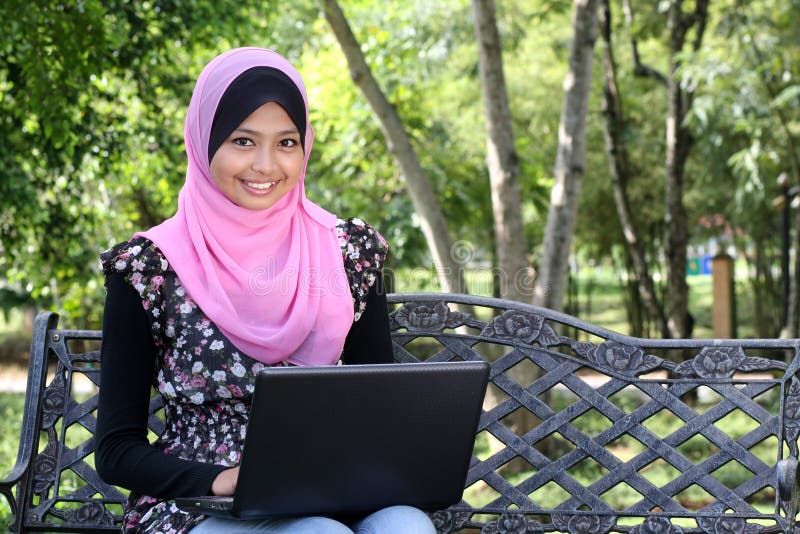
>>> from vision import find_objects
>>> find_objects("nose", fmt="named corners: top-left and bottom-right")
top-left (251, 146), bottom-right (275, 176)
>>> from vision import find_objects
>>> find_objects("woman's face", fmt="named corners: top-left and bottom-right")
top-left (209, 102), bottom-right (304, 211)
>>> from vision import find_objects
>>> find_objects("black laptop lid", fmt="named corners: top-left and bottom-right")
top-left (233, 361), bottom-right (489, 519)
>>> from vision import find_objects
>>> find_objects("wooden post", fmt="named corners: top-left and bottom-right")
top-left (712, 254), bottom-right (735, 338)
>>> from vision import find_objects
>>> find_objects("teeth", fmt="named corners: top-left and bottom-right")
top-left (244, 180), bottom-right (277, 190)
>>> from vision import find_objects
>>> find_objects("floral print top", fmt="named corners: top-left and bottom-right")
top-left (99, 218), bottom-right (388, 533)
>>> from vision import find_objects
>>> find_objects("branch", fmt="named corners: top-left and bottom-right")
top-left (320, 0), bottom-right (399, 138)
top-left (688, 0), bottom-right (710, 52)
top-left (320, 0), bottom-right (473, 300)
top-left (622, 0), bottom-right (667, 87)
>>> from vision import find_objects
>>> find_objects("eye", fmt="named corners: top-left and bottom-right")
top-left (232, 137), bottom-right (254, 147)
top-left (278, 137), bottom-right (300, 148)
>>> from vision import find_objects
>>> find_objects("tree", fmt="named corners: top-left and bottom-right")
top-left (597, 0), bottom-right (669, 337)
top-left (533, 0), bottom-right (599, 312)
top-left (321, 0), bottom-right (471, 295)
top-left (622, 0), bottom-right (709, 338)
top-left (662, 0), bottom-right (709, 338)
top-left (735, 12), bottom-right (800, 336)
top-left (471, 0), bottom-right (530, 302)
top-left (6, 0), bottom-right (797, 342)
top-left (683, 0), bottom-right (799, 338)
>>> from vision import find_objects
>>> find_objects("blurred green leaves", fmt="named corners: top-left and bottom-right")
top-left (2, 0), bottom-right (797, 334)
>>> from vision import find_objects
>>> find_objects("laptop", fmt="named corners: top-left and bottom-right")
top-left (174, 360), bottom-right (490, 520)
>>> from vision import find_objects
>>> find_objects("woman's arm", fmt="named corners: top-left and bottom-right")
top-left (95, 274), bottom-right (227, 497)
top-left (341, 272), bottom-right (393, 365)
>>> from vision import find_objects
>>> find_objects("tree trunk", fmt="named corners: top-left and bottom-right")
top-left (598, 0), bottom-right (670, 338)
top-left (322, 0), bottom-right (470, 295)
top-left (470, 0), bottom-right (538, 472)
top-left (471, 0), bottom-right (530, 302)
top-left (743, 238), bottom-right (781, 339)
top-left (623, 0), bottom-right (708, 340)
top-left (788, 209), bottom-right (800, 336)
top-left (664, 18), bottom-right (690, 338)
top-left (663, 0), bottom-right (708, 339)
top-left (620, 251), bottom-right (644, 337)
top-left (533, 0), bottom-right (599, 311)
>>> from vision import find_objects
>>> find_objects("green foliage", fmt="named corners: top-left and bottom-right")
top-left (0, 392), bottom-right (25, 530)
top-left (0, 0), bottom-right (304, 326)
top-left (572, 0), bottom-right (799, 336)
top-left (1, 0), bottom-right (799, 337)
top-left (678, 0), bottom-right (800, 335)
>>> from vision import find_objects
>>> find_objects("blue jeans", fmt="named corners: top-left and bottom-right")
top-left (188, 505), bottom-right (436, 533)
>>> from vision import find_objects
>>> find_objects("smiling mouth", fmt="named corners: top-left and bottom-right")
top-left (242, 180), bottom-right (279, 190)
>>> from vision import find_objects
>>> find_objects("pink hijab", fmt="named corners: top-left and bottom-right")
top-left (137, 48), bottom-right (354, 366)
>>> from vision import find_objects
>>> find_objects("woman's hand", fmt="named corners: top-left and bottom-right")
top-left (211, 467), bottom-right (239, 496)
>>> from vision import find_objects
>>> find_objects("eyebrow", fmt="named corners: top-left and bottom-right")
top-left (233, 127), bottom-right (300, 136)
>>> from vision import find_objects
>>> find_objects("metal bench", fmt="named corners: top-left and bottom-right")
top-left (2, 293), bottom-right (800, 533)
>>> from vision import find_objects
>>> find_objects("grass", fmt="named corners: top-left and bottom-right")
top-left (0, 392), bottom-right (25, 530)
top-left (565, 269), bottom-right (752, 338)
top-left (465, 387), bottom-right (782, 516)
top-left (389, 264), bottom-right (756, 339)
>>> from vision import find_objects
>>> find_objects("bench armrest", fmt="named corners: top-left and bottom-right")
top-left (0, 312), bottom-right (60, 528)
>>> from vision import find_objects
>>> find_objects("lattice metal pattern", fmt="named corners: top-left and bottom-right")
top-left (387, 294), bottom-right (800, 534)
top-left (1, 312), bottom-right (164, 532)
top-left (4, 299), bottom-right (800, 533)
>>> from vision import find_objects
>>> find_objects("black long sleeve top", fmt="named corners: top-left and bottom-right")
top-left (95, 272), bottom-right (393, 499)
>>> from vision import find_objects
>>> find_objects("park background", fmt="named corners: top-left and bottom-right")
top-left (0, 0), bottom-right (798, 526)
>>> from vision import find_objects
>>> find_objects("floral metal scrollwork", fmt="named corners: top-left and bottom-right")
top-left (62, 502), bottom-right (115, 525)
top-left (33, 441), bottom-right (57, 494)
top-left (674, 347), bottom-right (782, 379)
top-left (430, 509), bottom-right (472, 533)
top-left (629, 516), bottom-right (684, 534)
top-left (696, 516), bottom-right (764, 534)
top-left (480, 310), bottom-right (559, 347)
top-left (785, 379), bottom-right (800, 457)
top-left (551, 514), bottom-right (615, 534)
top-left (392, 301), bottom-right (472, 332)
top-left (480, 511), bottom-right (543, 533)
top-left (571, 341), bottom-right (661, 376)
top-left (42, 370), bottom-right (67, 429)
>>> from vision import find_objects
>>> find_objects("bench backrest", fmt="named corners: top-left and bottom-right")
top-left (4, 294), bottom-right (800, 533)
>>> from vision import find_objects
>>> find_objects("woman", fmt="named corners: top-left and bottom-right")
top-left (96, 47), bottom-right (436, 534)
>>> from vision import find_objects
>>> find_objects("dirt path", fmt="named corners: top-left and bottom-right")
top-left (0, 365), bottom-right (97, 394)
